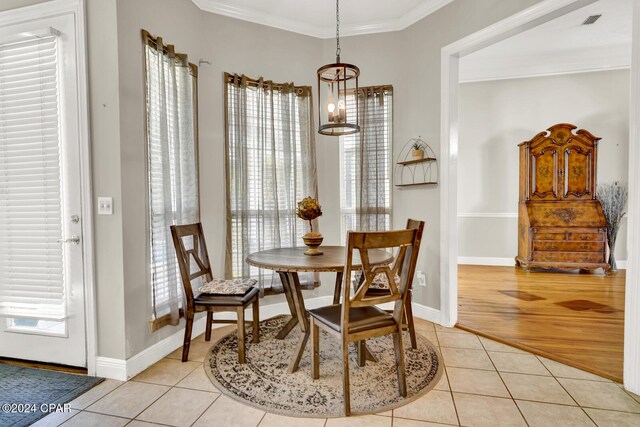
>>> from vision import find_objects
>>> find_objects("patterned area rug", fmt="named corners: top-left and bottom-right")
top-left (205, 315), bottom-right (442, 417)
top-left (0, 364), bottom-right (103, 427)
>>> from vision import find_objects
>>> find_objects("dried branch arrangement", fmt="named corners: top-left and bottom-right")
top-left (597, 181), bottom-right (628, 271)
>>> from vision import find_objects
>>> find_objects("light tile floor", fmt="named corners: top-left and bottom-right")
top-left (34, 319), bottom-right (640, 427)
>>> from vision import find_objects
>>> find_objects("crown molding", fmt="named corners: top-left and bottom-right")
top-left (460, 43), bottom-right (631, 82)
top-left (191, 0), bottom-right (325, 38)
top-left (191, 0), bottom-right (453, 39)
top-left (395, 0), bottom-right (455, 31)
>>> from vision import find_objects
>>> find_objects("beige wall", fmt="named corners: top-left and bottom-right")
top-left (87, 0), bottom-right (127, 360)
top-left (318, 0), bottom-right (542, 308)
top-left (119, 0), bottom-right (544, 357)
top-left (2, 0), bottom-right (548, 361)
top-left (114, 0), bottom-right (325, 357)
top-left (458, 70), bottom-right (630, 260)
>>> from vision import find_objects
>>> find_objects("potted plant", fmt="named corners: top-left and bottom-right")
top-left (296, 196), bottom-right (324, 256)
top-left (411, 142), bottom-right (425, 160)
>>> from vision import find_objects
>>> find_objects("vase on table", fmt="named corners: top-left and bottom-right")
top-left (302, 232), bottom-right (324, 256)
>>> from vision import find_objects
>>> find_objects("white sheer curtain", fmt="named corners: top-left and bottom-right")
top-left (224, 73), bottom-right (317, 290)
top-left (143, 32), bottom-right (199, 329)
top-left (341, 86), bottom-right (393, 233)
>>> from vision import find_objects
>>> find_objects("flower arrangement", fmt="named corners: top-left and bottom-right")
top-left (296, 196), bottom-right (323, 235)
top-left (597, 181), bottom-right (628, 271)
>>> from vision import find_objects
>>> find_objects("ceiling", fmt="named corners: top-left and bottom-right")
top-left (191, 0), bottom-right (453, 38)
top-left (460, 0), bottom-right (632, 81)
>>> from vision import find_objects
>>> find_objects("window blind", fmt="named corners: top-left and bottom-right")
top-left (0, 32), bottom-right (66, 320)
top-left (143, 37), bottom-right (199, 327)
top-left (341, 86), bottom-right (393, 234)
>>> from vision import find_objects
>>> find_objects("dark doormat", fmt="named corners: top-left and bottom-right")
top-left (0, 364), bottom-right (103, 427)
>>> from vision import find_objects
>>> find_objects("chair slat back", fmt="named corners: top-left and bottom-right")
top-left (170, 223), bottom-right (214, 309)
top-left (394, 219), bottom-right (425, 320)
top-left (341, 222), bottom-right (424, 326)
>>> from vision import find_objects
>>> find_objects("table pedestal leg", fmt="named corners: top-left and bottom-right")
top-left (332, 271), bottom-right (344, 305)
top-left (364, 345), bottom-right (378, 362)
top-left (275, 272), bottom-right (298, 339)
top-left (278, 270), bottom-right (377, 372)
top-left (287, 272), bottom-right (310, 373)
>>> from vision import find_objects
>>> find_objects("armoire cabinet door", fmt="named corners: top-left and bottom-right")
top-left (563, 145), bottom-right (593, 199)
top-left (530, 146), bottom-right (559, 200)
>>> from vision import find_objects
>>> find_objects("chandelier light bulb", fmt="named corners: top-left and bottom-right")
top-left (327, 102), bottom-right (336, 113)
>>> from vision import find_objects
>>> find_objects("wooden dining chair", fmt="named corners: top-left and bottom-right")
top-left (170, 223), bottom-right (260, 364)
top-left (359, 219), bottom-right (425, 349)
top-left (308, 225), bottom-right (423, 416)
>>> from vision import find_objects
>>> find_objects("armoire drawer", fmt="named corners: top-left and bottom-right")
top-left (533, 251), bottom-right (605, 263)
top-left (532, 232), bottom-right (566, 241)
top-left (533, 241), bottom-right (604, 252)
top-left (568, 232), bottom-right (605, 242)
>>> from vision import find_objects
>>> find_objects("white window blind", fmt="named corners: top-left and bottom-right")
top-left (144, 39), bottom-right (199, 325)
top-left (0, 32), bottom-right (66, 320)
top-left (341, 87), bottom-right (393, 235)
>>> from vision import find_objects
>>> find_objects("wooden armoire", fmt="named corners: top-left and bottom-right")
top-left (516, 123), bottom-right (610, 272)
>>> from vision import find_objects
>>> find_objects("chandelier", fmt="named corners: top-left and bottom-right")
top-left (317, 0), bottom-right (360, 136)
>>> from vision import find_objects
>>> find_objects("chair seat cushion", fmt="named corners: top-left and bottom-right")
top-left (308, 304), bottom-right (396, 334)
top-left (194, 286), bottom-right (260, 307)
top-left (355, 271), bottom-right (400, 290)
top-left (198, 277), bottom-right (257, 295)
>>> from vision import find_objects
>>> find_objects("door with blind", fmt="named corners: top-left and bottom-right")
top-left (0, 13), bottom-right (87, 367)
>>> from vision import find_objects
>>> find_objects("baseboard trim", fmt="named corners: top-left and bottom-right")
top-left (94, 357), bottom-right (127, 381)
top-left (458, 256), bottom-right (515, 266)
top-left (96, 295), bottom-right (334, 381)
top-left (412, 303), bottom-right (442, 324)
top-left (458, 256), bottom-right (627, 269)
top-left (95, 295), bottom-right (441, 381)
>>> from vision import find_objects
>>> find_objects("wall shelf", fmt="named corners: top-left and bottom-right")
top-left (397, 157), bottom-right (437, 166)
top-left (396, 182), bottom-right (438, 187)
top-left (394, 137), bottom-right (438, 187)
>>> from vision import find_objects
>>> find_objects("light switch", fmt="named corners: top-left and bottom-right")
top-left (97, 197), bottom-right (113, 215)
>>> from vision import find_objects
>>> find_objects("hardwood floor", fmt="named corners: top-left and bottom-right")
top-left (457, 265), bottom-right (625, 382)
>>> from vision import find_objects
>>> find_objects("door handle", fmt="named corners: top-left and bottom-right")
top-left (57, 235), bottom-right (80, 245)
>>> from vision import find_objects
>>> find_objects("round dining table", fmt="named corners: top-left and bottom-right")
top-left (246, 245), bottom-right (393, 373)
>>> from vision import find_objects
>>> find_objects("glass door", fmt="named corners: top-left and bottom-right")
top-left (0, 13), bottom-right (87, 367)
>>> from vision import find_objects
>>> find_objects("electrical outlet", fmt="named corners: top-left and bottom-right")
top-left (97, 197), bottom-right (113, 215)
top-left (415, 270), bottom-right (427, 287)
